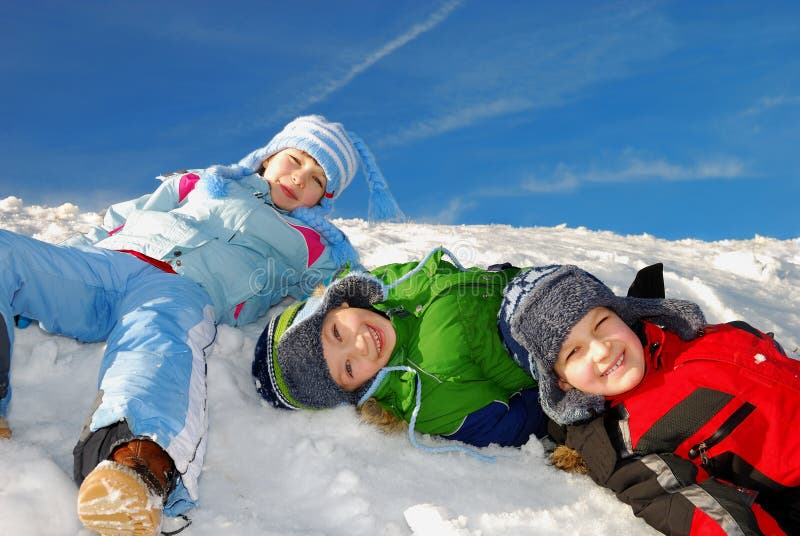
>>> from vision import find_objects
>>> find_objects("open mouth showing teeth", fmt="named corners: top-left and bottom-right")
top-left (602, 355), bottom-right (624, 376)
top-left (368, 325), bottom-right (382, 354)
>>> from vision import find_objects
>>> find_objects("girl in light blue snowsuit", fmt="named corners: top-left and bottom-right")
top-left (0, 115), bottom-right (403, 532)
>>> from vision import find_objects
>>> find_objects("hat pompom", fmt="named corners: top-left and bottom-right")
top-left (207, 164), bottom-right (250, 179)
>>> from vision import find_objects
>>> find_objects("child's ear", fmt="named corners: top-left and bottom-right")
top-left (557, 377), bottom-right (573, 392)
top-left (258, 157), bottom-right (272, 176)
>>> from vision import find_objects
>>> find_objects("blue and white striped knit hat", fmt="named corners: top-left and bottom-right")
top-left (231, 115), bottom-right (405, 266)
top-left (238, 115), bottom-right (405, 222)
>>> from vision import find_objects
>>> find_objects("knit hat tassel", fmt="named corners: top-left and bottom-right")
top-left (348, 132), bottom-right (405, 222)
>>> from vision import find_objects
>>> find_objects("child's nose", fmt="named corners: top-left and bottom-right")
top-left (356, 328), bottom-right (382, 360)
top-left (589, 340), bottom-right (611, 362)
top-left (353, 332), bottom-right (370, 357)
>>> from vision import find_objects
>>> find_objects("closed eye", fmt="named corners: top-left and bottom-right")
top-left (594, 315), bottom-right (609, 334)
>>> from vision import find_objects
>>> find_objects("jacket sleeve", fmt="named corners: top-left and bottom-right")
top-left (442, 389), bottom-right (547, 447)
top-left (61, 173), bottom-right (186, 247)
top-left (565, 418), bottom-right (776, 536)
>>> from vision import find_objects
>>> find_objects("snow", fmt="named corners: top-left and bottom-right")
top-left (0, 197), bottom-right (797, 536)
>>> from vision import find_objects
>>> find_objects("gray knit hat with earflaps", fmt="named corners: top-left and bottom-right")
top-left (498, 265), bottom-right (705, 425)
top-left (252, 272), bottom-right (388, 410)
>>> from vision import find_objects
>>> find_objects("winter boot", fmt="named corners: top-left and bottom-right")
top-left (0, 416), bottom-right (11, 439)
top-left (77, 439), bottom-right (174, 536)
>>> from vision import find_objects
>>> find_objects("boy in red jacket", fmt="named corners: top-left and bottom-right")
top-left (498, 264), bottom-right (798, 536)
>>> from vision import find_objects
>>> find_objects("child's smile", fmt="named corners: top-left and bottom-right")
top-left (600, 353), bottom-right (625, 377)
top-left (367, 324), bottom-right (384, 354)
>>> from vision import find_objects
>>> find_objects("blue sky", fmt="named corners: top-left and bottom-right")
top-left (2, 1), bottom-right (798, 241)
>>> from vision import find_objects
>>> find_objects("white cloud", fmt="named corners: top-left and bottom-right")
top-left (522, 165), bottom-right (580, 193)
top-left (582, 156), bottom-right (746, 183)
top-left (418, 197), bottom-right (476, 224)
top-left (510, 154), bottom-right (747, 196)
top-left (378, 98), bottom-right (533, 148)
top-left (742, 95), bottom-right (800, 116)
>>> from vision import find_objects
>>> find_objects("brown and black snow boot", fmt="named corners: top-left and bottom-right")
top-left (77, 439), bottom-right (174, 536)
top-left (0, 416), bottom-right (11, 439)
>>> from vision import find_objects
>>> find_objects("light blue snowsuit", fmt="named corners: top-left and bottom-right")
top-left (0, 168), bottom-right (344, 515)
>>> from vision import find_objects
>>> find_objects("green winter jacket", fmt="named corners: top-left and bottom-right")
top-left (365, 250), bottom-right (536, 436)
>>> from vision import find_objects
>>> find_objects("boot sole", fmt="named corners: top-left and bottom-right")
top-left (77, 461), bottom-right (162, 536)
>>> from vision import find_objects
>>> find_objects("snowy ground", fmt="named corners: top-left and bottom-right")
top-left (0, 195), bottom-right (797, 536)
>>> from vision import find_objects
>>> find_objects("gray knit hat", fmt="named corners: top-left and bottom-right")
top-left (497, 265), bottom-right (705, 425)
top-left (252, 273), bottom-right (388, 410)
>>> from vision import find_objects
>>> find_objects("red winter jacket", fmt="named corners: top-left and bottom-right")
top-left (564, 320), bottom-right (800, 536)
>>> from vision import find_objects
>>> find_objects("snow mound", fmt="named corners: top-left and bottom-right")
top-left (1, 196), bottom-right (798, 535)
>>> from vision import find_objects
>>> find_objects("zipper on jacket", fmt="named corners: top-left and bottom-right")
top-left (687, 402), bottom-right (756, 465)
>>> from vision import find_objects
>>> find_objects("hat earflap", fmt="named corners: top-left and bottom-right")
top-left (539, 366), bottom-right (606, 426)
top-left (348, 132), bottom-right (405, 222)
top-left (612, 296), bottom-right (705, 341)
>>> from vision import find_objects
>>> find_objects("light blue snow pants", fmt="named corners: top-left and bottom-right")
top-left (0, 230), bottom-right (216, 515)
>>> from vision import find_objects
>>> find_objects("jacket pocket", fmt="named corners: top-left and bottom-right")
top-left (687, 401), bottom-right (756, 468)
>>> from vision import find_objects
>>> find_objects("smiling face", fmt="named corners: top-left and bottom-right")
top-left (321, 303), bottom-right (396, 392)
top-left (261, 148), bottom-right (328, 211)
top-left (553, 307), bottom-right (646, 397)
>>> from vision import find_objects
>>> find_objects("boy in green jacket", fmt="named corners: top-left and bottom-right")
top-left (252, 248), bottom-right (549, 453)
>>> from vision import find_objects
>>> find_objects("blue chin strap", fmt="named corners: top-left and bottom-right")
top-left (358, 366), bottom-right (496, 463)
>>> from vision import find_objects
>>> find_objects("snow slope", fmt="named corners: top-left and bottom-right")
top-left (0, 196), bottom-right (797, 536)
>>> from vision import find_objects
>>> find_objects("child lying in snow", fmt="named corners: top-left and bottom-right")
top-left (500, 263), bottom-right (799, 535)
top-left (252, 248), bottom-right (551, 457)
top-left (1, 115), bottom-right (403, 536)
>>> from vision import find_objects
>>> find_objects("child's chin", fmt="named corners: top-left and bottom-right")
top-left (617, 372), bottom-right (644, 392)
top-left (273, 199), bottom-right (294, 211)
